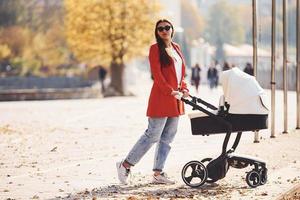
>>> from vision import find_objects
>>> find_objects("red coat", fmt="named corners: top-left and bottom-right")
top-left (146, 42), bottom-right (189, 117)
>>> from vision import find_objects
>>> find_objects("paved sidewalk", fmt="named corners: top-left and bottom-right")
top-left (0, 76), bottom-right (299, 199)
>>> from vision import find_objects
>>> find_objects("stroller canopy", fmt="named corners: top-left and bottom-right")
top-left (220, 67), bottom-right (269, 115)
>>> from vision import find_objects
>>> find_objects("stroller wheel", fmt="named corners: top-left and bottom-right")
top-left (259, 168), bottom-right (268, 185)
top-left (246, 170), bottom-right (261, 188)
top-left (181, 160), bottom-right (208, 188)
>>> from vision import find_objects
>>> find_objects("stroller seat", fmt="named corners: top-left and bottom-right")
top-left (188, 67), bottom-right (269, 136)
top-left (189, 110), bottom-right (268, 135)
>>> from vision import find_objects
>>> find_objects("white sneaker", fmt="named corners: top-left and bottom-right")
top-left (116, 161), bottom-right (130, 184)
top-left (152, 172), bottom-right (175, 185)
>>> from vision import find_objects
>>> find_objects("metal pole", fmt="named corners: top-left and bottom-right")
top-left (271, 0), bottom-right (276, 138)
top-left (253, 0), bottom-right (258, 77)
top-left (297, 0), bottom-right (300, 129)
top-left (253, 0), bottom-right (259, 142)
top-left (283, 0), bottom-right (288, 134)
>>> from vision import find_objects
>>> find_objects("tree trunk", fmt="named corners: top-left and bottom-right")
top-left (216, 42), bottom-right (225, 63)
top-left (104, 62), bottom-right (125, 97)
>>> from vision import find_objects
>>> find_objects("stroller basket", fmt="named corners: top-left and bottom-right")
top-left (189, 113), bottom-right (268, 135)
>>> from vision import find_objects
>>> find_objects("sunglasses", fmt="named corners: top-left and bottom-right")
top-left (157, 25), bottom-right (171, 32)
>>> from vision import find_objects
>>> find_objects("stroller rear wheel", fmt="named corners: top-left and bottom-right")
top-left (182, 160), bottom-right (208, 188)
top-left (246, 170), bottom-right (261, 188)
top-left (259, 168), bottom-right (268, 185)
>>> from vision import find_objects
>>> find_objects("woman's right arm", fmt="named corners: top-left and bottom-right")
top-left (149, 45), bottom-right (173, 95)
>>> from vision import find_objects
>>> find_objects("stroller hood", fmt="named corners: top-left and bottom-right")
top-left (220, 67), bottom-right (269, 115)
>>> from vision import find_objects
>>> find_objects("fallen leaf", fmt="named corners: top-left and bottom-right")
top-left (261, 192), bottom-right (268, 196)
top-left (50, 147), bottom-right (57, 152)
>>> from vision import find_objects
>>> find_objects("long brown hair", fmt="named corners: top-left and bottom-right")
top-left (154, 19), bottom-right (174, 67)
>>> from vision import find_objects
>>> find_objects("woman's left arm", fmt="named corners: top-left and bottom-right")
top-left (181, 79), bottom-right (189, 98)
top-left (181, 79), bottom-right (188, 92)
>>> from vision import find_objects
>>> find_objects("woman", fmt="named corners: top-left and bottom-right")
top-left (116, 19), bottom-right (189, 185)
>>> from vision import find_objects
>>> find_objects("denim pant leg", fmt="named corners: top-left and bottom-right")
top-left (125, 117), bottom-right (167, 166)
top-left (153, 117), bottom-right (179, 171)
top-left (209, 78), bottom-right (214, 89)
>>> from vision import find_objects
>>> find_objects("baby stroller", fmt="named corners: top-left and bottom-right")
top-left (180, 67), bottom-right (269, 188)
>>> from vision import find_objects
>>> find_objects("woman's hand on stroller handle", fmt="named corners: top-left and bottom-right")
top-left (182, 90), bottom-right (190, 98)
top-left (171, 90), bottom-right (189, 100)
top-left (171, 90), bottom-right (183, 100)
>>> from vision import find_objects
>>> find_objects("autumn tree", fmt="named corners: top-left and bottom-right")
top-left (21, 24), bottom-right (70, 76)
top-left (181, 0), bottom-right (205, 42)
top-left (0, 45), bottom-right (11, 59)
top-left (206, 0), bottom-right (245, 62)
top-left (0, 0), bottom-right (23, 27)
top-left (0, 0), bottom-right (69, 76)
top-left (64, 0), bottom-right (159, 96)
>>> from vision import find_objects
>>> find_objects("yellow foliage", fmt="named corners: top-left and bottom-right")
top-left (0, 44), bottom-right (11, 60)
top-left (64, 0), bottom-right (160, 66)
top-left (22, 24), bottom-right (69, 69)
top-left (0, 26), bottom-right (31, 57)
top-left (0, 24), bottom-right (70, 76)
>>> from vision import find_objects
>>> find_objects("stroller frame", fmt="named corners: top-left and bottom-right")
top-left (181, 95), bottom-right (268, 188)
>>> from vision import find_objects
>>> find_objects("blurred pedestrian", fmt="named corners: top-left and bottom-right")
top-left (191, 63), bottom-right (201, 93)
top-left (116, 19), bottom-right (189, 185)
top-left (98, 66), bottom-right (107, 93)
top-left (244, 62), bottom-right (254, 76)
top-left (214, 60), bottom-right (221, 86)
top-left (207, 65), bottom-right (218, 89)
top-left (222, 61), bottom-right (231, 71)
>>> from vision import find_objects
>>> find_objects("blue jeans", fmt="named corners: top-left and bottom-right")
top-left (208, 77), bottom-right (218, 89)
top-left (125, 117), bottom-right (179, 172)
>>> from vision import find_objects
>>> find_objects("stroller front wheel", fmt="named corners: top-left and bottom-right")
top-left (246, 170), bottom-right (261, 188)
top-left (181, 160), bottom-right (208, 188)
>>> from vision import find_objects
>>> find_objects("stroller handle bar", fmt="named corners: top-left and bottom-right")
top-left (174, 93), bottom-right (217, 110)
top-left (180, 95), bottom-right (234, 154)
top-left (188, 95), bottom-right (218, 110)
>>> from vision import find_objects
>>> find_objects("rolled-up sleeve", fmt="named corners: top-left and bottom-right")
top-left (181, 79), bottom-right (189, 92)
